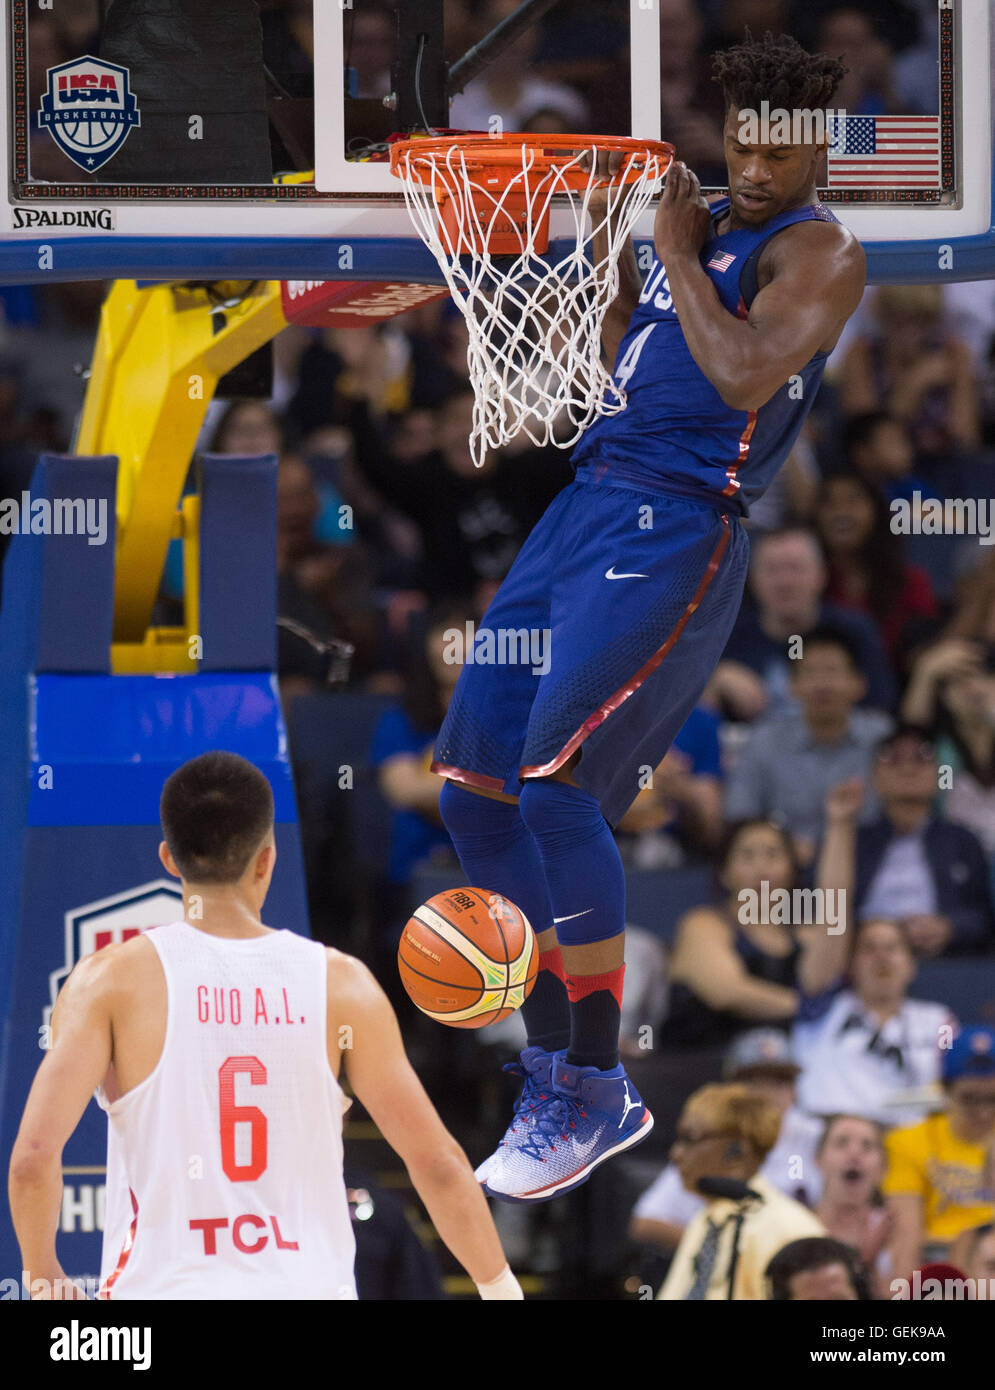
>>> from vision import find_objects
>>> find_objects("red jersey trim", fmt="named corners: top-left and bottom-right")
top-left (722, 297), bottom-right (756, 497)
top-left (519, 517), bottom-right (732, 780)
top-left (98, 1187), bottom-right (139, 1300)
top-left (430, 761), bottom-right (508, 794)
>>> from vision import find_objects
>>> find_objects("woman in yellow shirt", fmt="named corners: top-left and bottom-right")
top-left (884, 1025), bottom-right (995, 1281)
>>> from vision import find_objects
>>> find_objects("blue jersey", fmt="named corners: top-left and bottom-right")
top-left (573, 198), bottom-right (840, 515)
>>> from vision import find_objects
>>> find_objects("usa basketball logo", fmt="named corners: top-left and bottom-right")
top-left (43, 880), bottom-right (182, 1030)
top-left (38, 56), bottom-right (141, 172)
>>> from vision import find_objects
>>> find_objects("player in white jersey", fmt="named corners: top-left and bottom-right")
top-left (9, 751), bottom-right (522, 1300)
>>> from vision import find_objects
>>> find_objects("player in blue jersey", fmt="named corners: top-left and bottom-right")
top-left (432, 32), bottom-right (866, 1202)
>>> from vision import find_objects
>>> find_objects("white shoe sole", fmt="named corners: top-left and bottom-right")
top-left (485, 1110), bottom-right (654, 1204)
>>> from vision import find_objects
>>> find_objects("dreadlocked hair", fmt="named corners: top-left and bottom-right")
top-left (712, 30), bottom-right (847, 114)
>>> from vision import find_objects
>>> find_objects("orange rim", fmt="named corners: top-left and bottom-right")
top-left (389, 132), bottom-right (675, 192)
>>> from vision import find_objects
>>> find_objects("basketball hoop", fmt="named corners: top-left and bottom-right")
top-left (389, 133), bottom-right (674, 465)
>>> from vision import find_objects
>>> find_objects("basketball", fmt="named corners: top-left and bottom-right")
top-left (398, 888), bottom-right (537, 1028)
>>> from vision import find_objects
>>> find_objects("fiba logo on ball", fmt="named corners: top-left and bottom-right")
top-left (398, 888), bottom-right (537, 1028)
top-left (38, 56), bottom-right (141, 172)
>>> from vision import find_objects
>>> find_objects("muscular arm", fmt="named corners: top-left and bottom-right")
top-left (8, 952), bottom-right (118, 1293)
top-left (332, 954), bottom-right (514, 1293)
top-left (657, 164), bottom-right (865, 411)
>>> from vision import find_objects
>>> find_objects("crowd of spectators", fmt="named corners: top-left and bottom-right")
top-left (2, 0), bottom-right (994, 1300)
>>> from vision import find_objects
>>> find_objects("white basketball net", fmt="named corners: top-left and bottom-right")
top-left (392, 139), bottom-right (671, 466)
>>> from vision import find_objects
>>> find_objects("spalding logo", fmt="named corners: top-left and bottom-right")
top-left (39, 56), bottom-right (140, 172)
top-left (13, 207), bottom-right (115, 231)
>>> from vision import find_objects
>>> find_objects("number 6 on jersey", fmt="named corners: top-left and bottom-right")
top-left (219, 1056), bottom-right (267, 1182)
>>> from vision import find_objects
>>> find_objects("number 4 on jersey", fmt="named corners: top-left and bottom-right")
top-left (615, 323), bottom-right (656, 390)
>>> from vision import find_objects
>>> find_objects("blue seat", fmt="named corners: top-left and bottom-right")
top-left (288, 691), bottom-right (396, 838)
top-left (410, 865), bottom-right (468, 913)
top-left (286, 692), bottom-right (399, 938)
top-left (912, 957), bottom-right (995, 1023)
top-left (287, 691), bottom-right (396, 779)
top-left (623, 866), bottom-right (713, 946)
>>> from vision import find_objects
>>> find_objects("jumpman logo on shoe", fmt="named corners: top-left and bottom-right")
top-left (604, 566), bottom-right (648, 580)
top-left (618, 1081), bottom-right (641, 1129)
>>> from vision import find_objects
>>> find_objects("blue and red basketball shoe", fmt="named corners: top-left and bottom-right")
top-left (474, 1046), bottom-right (555, 1185)
top-left (481, 1052), bottom-right (653, 1202)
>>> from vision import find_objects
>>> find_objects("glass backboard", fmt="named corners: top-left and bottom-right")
top-left (1, 0), bottom-right (993, 285)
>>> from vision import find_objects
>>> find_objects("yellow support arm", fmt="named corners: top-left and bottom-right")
top-left (76, 279), bottom-right (287, 649)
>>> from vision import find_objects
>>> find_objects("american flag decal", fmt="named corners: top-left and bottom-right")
top-left (707, 251), bottom-right (736, 273)
top-left (827, 114), bottom-right (941, 189)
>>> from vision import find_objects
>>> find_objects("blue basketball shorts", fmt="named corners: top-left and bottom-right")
top-left (431, 466), bottom-right (750, 827)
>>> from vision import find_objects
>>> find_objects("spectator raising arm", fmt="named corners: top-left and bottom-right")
top-left (705, 661), bottom-right (769, 722)
top-left (901, 639), bottom-right (984, 725)
top-left (795, 777), bottom-right (863, 996)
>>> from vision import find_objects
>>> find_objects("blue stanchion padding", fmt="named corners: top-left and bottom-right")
top-left (198, 453), bottom-right (278, 671)
top-left (0, 456), bottom-right (117, 1051)
top-left (2, 454), bottom-right (117, 676)
top-left (26, 672), bottom-right (298, 826)
top-left (33, 456), bottom-right (117, 673)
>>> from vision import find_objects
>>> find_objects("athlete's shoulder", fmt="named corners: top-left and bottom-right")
top-left (323, 950), bottom-right (397, 1062)
top-left (324, 947), bottom-right (383, 1008)
top-left (768, 209), bottom-right (865, 276)
top-left (75, 929), bottom-right (160, 986)
top-left (758, 210), bottom-right (865, 324)
top-left (57, 931), bottom-right (161, 1021)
